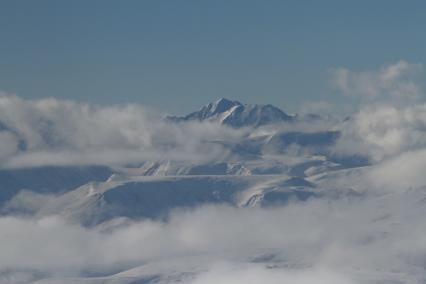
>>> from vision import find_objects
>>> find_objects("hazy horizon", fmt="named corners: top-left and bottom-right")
top-left (2, 1), bottom-right (426, 114)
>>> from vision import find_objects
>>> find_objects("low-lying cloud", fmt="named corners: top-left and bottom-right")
top-left (330, 60), bottom-right (426, 162)
top-left (0, 95), bottom-right (246, 168)
top-left (190, 263), bottom-right (356, 284)
top-left (335, 103), bottom-right (426, 161)
top-left (1, 61), bottom-right (425, 168)
top-left (1, 192), bottom-right (425, 283)
top-left (2, 60), bottom-right (426, 283)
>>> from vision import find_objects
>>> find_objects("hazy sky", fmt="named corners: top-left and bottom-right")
top-left (1, 0), bottom-right (425, 114)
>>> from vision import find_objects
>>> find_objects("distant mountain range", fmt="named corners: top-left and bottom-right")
top-left (167, 98), bottom-right (294, 127)
top-left (0, 98), bottom-right (369, 226)
top-left (0, 98), bottom-right (379, 284)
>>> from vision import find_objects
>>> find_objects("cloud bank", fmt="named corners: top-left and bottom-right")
top-left (1, 60), bottom-right (425, 168)
top-left (0, 95), bottom-right (245, 168)
top-left (1, 60), bottom-right (426, 283)
top-left (330, 61), bottom-right (426, 164)
top-left (1, 193), bottom-right (426, 283)
top-left (332, 60), bottom-right (422, 102)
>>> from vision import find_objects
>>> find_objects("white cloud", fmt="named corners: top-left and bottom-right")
top-left (190, 263), bottom-right (355, 284)
top-left (368, 148), bottom-right (426, 190)
top-left (3, 60), bottom-right (426, 284)
top-left (0, 194), bottom-right (425, 282)
top-left (328, 61), bottom-right (426, 162)
top-left (334, 103), bottom-right (426, 161)
top-left (331, 60), bottom-right (422, 101)
top-left (0, 95), bottom-right (245, 168)
top-left (0, 131), bottom-right (19, 159)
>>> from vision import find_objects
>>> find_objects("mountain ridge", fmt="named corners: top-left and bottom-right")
top-left (168, 98), bottom-right (294, 127)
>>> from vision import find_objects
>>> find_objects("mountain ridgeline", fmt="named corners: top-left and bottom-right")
top-left (167, 98), bottom-right (294, 127)
top-left (0, 98), bottom-right (367, 227)
top-left (0, 98), bottom-right (377, 284)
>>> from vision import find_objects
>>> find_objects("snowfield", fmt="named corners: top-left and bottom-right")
top-left (0, 97), bottom-right (425, 283)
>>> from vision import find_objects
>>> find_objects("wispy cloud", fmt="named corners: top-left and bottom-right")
top-left (330, 61), bottom-right (426, 162)
top-left (2, 60), bottom-right (426, 283)
top-left (331, 60), bottom-right (422, 102)
top-left (0, 95), bottom-right (246, 168)
top-left (0, 193), bottom-right (425, 283)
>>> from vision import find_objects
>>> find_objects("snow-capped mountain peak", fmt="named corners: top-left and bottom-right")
top-left (169, 98), bottom-right (294, 127)
top-left (208, 98), bottom-right (242, 115)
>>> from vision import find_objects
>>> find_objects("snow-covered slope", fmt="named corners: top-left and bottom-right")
top-left (31, 162), bottom-right (363, 227)
top-left (0, 98), bottom-right (366, 224)
top-left (0, 98), bottom-right (387, 284)
top-left (168, 98), bottom-right (294, 127)
top-left (0, 166), bottom-right (112, 206)
top-left (37, 175), bottom-right (317, 226)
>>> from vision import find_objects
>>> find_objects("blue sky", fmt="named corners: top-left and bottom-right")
top-left (0, 0), bottom-right (425, 114)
